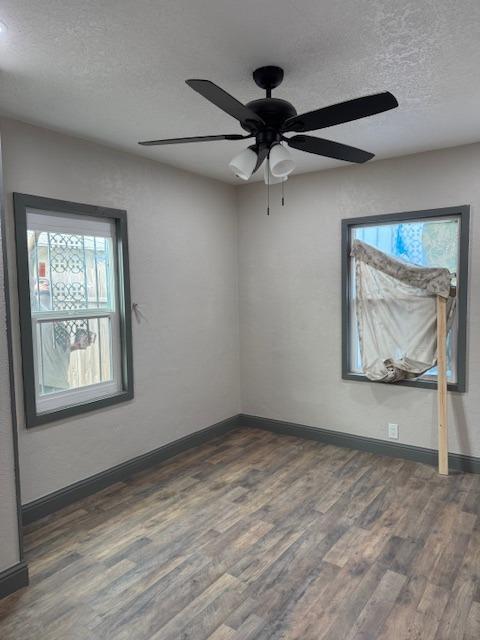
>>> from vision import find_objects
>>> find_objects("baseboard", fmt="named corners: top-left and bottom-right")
top-left (239, 414), bottom-right (480, 474)
top-left (22, 415), bottom-right (241, 525)
top-left (22, 411), bottom-right (480, 527)
top-left (0, 562), bottom-right (29, 599)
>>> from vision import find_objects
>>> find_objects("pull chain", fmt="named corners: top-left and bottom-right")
top-left (266, 155), bottom-right (270, 215)
top-left (281, 180), bottom-right (285, 207)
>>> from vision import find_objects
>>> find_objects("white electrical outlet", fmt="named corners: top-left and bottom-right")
top-left (388, 423), bottom-right (399, 440)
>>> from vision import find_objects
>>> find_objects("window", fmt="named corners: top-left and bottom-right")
top-left (14, 194), bottom-right (133, 427)
top-left (342, 206), bottom-right (469, 392)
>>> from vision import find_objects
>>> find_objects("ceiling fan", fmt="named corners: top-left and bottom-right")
top-left (139, 65), bottom-right (398, 183)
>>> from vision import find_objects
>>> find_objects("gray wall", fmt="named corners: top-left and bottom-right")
top-left (237, 143), bottom-right (480, 457)
top-left (0, 137), bottom-right (20, 570)
top-left (1, 118), bottom-right (240, 504)
top-left (2, 115), bottom-right (480, 521)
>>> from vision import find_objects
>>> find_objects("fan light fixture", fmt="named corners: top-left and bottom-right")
top-left (264, 159), bottom-right (287, 185)
top-left (269, 143), bottom-right (295, 178)
top-left (229, 147), bottom-right (257, 180)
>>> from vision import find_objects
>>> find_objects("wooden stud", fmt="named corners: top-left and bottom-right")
top-left (437, 295), bottom-right (448, 476)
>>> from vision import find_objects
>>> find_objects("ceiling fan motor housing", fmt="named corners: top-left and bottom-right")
top-left (245, 66), bottom-right (297, 146)
top-left (245, 98), bottom-right (297, 133)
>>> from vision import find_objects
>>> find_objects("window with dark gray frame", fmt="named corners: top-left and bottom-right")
top-left (342, 205), bottom-right (469, 392)
top-left (14, 193), bottom-right (133, 427)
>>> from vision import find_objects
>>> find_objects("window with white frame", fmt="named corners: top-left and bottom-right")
top-left (342, 206), bottom-right (469, 392)
top-left (14, 194), bottom-right (133, 427)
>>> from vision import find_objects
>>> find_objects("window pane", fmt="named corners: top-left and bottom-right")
top-left (352, 218), bottom-right (459, 277)
top-left (350, 217), bottom-right (460, 382)
top-left (27, 229), bottom-right (115, 313)
top-left (36, 316), bottom-right (113, 396)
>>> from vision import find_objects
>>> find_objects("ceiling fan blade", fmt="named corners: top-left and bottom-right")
top-left (186, 79), bottom-right (265, 131)
top-left (286, 135), bottom-right (374, 163)
top-left (253, 144), bottom-right (269, 173)
top-left (282, 92), bottom-right (398, 133)
top-left (139, 134), bottom-right (251, 146)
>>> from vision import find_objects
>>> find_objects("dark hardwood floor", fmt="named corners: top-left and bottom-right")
top-left (1, 427), bottom-right (480, 639)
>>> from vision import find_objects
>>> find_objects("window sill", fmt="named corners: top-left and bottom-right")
top-left (37, 381), bottom-right (121, 414)
top-left (26, 388), bottom-right (134, 428)
top-left (342, 372), bottom-right (464, 393)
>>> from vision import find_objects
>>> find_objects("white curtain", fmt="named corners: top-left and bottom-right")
top-left (352, 240), bottom-right (455, 382)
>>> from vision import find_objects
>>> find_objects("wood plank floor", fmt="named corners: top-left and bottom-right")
top-left (1, 427), bottom-right (480, 639)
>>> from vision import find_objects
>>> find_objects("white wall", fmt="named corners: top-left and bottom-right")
top-left (1, 118), bottom-right (240, 504)
top-left (0, 148), bottom-right (20, 569)
top-left (238, 143), bottom-right (480, 457)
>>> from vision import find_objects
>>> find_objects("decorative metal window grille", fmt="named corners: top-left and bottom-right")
top-left (47, 233), bottom-right (90, 343)
top-left (49, 233), bottom-right (85, 274)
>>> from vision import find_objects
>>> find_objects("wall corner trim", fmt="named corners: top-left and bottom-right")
top-left (22, 414), bottom-right (242, 525)
top-left (239, 414), bottom-right (480, 474)
top-left (0, 561), bottom-right (29, 599)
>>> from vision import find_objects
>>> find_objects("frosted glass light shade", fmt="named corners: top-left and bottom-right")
top-left (264, 159), bottom-right (287, 184)
top-left (229, 147), bottom-right (257, 180)
top-left (269, 143), bottom-right (295, 177)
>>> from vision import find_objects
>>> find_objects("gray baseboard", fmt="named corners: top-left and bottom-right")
top-left (22, 412), bottom-right (480, 527)
top-left (239, 414), bottom-right (480, 474)
top-left (22, 415), bottom-right (241, 525)
top-left (0, 562), bottom-right (29, 599)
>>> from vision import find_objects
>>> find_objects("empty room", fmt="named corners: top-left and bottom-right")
top-left (0, 1), bottom-right (480, 638)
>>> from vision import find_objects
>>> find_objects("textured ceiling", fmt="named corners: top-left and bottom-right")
top-left (0, 0), bottom-right (479, 183)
